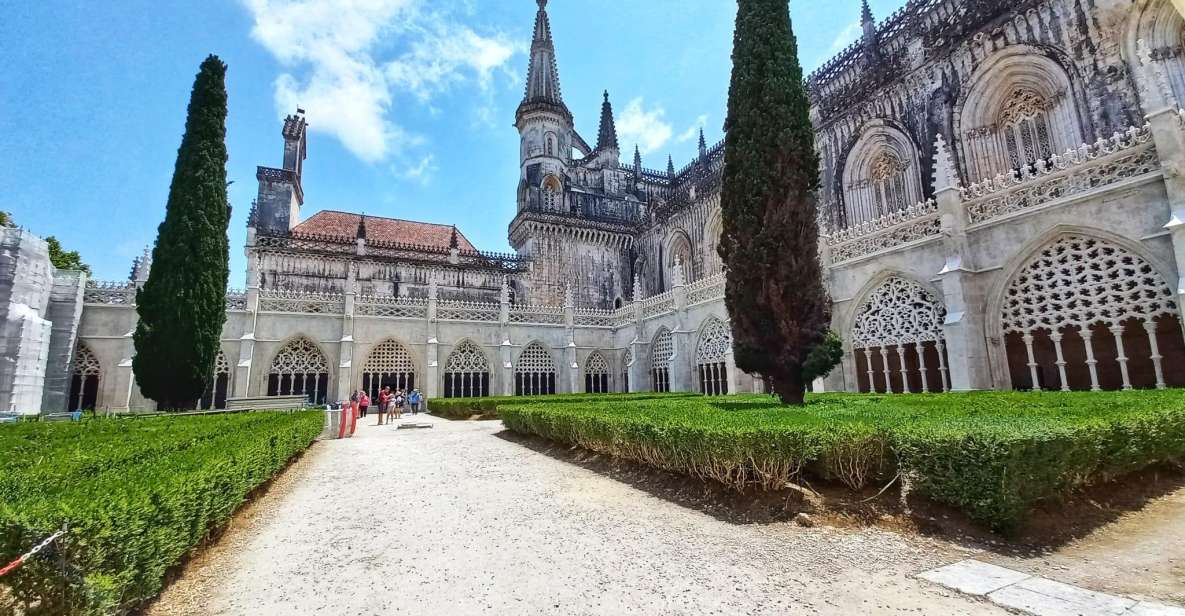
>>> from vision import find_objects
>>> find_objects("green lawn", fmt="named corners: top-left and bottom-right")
top-left (428, 391), bottom-right (701, 420)
top-left (499, 391), bottom-right (1185, 532)
top-left (0, 411), bottom-right (324, 615)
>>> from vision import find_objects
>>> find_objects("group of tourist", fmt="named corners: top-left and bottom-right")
top-left (350, 387), bottom-right (423, 425)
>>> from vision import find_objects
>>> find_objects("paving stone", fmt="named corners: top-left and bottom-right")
top-left (918, 559), bottom-right (1033, 596)
top-left (1128, 601), bottom-right (1185, 616)
top-left (988, 576), bottom-right (1136, 616)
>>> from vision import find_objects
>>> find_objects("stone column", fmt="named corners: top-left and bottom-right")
top-left (234, 248), bottom-right (260, 398)
top-left (669, 257), bottom-right (693, 392)
top-left (932, 135), bottom-right (994, 391)
top-left (564, 285), bottom-right (579, 393)
top-left (498, 277), bottom-right (514, 396)
top-left (628, 274), bottom-right (647, 392)
top-left (724, 348), bottom-right (739, 395)
top-left (425, 274), bottom-right (441, 398)
top-left (336, 265), bottom-right (356, 403)
top-left (1139, 44), bottom-right (1185, 331)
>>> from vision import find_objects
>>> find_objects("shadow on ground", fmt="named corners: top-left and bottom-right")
top-left (495, 429), bottom-right (1185, 554)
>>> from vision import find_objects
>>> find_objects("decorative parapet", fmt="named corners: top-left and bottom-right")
top-left (962, 124), bottom-right (1159, 225)
top-left (686, 273), bottom-right (726, 306)
top-left (355, 295), bottom-right (428, 319)
top-left (640, 290), bottom-right (676, 319)
top-left (255, 230), bottom-right (530, 273)
top-left (225, 289), bottom-right (248, 311)
top-left (827, 199), bottom-right (941, 264)
top-left (257, 290), bottom-right (345, 314)
top-left (573, 307), bottom-right (615, 328)
top-left (83, 281), bottom-right (137, 305)
top-left (436, 299), bottom-right (500, 323)
top-left (508, 303), bottom-right (566, 326)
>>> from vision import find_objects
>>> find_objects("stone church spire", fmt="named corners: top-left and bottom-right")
top-left (667, 154), bottom-right (675, 178)
top-left (518, 0), bottom-right (569, 121)
top-left (596, 90), bottom-right (619, 152)
top-left (860, 0), bottom-right (879, 62)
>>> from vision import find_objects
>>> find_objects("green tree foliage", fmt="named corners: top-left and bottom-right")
top-left (45, 236), bottom-right (91, 275)
top-left (133, 55), bottom-right (231, 410)
top-left (719, 0), bottom-right (830, 404)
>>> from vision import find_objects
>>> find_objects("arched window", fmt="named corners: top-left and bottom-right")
top-left (998, 88), bottom-right (1055, 173)
top-left (443, 340), bottom-right (490, 398)
top-left (268, 337), bottom-right (330, 405)
top-left (68, 343), bottom-right (101, 411)
top-left (361, 340), bottom-right (416, 400)
top-left (622, 347), bottom-right (632, 393)
top-left (199, 351), bottom-right (231, 410)
top-left (545, 131), bottom-right (557, 156)
top-left (1126, 0), bottom-right (1185, 111)
top-left (851, 277), bottom-right (949, 394)
top-left (542, 175), bottom-right (562, 212)
top-left (695, 318), bottom-right (732, 396)
top-left (704, 210), bottom-right (724, 276)
top-left (651, 328), bottom-right (674, 393)
top-left (841, 122), bottom-right (923, 228)
top-left (959, 49), bottom-right (1085, 182)
top-left (584, 352), bottom-right (611, 393)
top-left (1001, 235), bottom-right (1184, 391)
top-left (666, 232), bottom-right (693, 289)
top-left (515, 342), bottom-right (557, 396)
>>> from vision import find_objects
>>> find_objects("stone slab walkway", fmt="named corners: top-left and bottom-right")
top-left (919, 560), bottom-right (1185, 616)
top-left (148, 414), bottom-right (1007, 615)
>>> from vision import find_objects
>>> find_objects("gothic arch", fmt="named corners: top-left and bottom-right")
top-left (695, 316), bottom-right (732, 395)
top-left (541, 175), bottom-right (563, 212)
top-left (651, 327), bottom-right (674, 392)
top-left (1124, 0), bottom-right (1185, 111)
top-left (664, 230), bottom-right (693, 289)
top-left (956, 45), bottom-right (1089, 182)
top-left (267, 336), bottom-right (330, 404)
top-left (515, 341), bottom-right (557, 396)
top-left (199, 349), bottom-right (231, 410)
top-left (443, 339), bottom-right (490, 398)
top-left (584, 351), bottom-right (611, 393)
top-left (847, 273), bottom-right (950, 393)
top-left (68, 342), bottom-right (102, 411)
top-left (840, 120), bottom-right (924, 228)
top-left (360, 339), bottom-right (418, 399)
top-left (987, 226), bottom-right (1184, 391)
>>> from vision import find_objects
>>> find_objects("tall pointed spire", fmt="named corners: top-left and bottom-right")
top-left (633, 145), bottom-right (642, 175)
top-left (596, 90), bottom-right (619, 152)
top-left (861, 0), bottom-right (874, 25)
top-left (698, 127), bottom-right (707, 160)
top-left (861, 0), bottom-right (879, 61)
top-left (518, 0), bottom-right (569, 121)
top-left (667, 154), bottom-right (675, 178)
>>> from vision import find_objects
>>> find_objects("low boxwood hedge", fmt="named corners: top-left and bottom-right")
top-left (428, 392), bottom-right (700, 420)
top-left (0, 410), bottom-right (323, 615)
top-left (499, 391), bottom-right (1185, 532)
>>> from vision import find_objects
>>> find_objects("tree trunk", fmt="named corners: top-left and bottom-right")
top-left (771, 370), bottom-right (806, 406)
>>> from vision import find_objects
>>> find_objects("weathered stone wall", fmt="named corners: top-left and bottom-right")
top-left (40, 270), bottom-right (86, 412)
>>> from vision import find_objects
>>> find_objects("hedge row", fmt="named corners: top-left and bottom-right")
top-left (0, 411), bottom-right (324, 615)
top-left (499, 392), bottom-right (1185, 532)
top-left (427, 392), bottom-right (700, 420)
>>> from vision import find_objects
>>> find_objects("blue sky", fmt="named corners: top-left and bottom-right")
top-left (0, 0), bottom-right (902, 283)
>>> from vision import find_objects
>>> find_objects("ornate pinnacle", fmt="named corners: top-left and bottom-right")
top-left (596, 90), bottom-right (619, 152)
top-left (500, 275), bottom-right (510, 304)
top-left (449, 225), bottom-right (459, 250)
top-left (632, 273), bottom-right (643, 301)
top-left (933, 133), bottom-right (959, 192)
top-left (671, 256), bottom-right (686, 287)
top-left (667, 154), bottom-right (675, 178)
top-left (564, 283), bottom-right (574, 308)
top-left (356, 214), bottom-right (367, 240)
top-left (697, 127), bottom-right (707, 158)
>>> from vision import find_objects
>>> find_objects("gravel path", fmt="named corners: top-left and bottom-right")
top-left (148, 415), bottom-right (1006, 615)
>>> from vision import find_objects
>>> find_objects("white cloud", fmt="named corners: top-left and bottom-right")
top-left (676, 114), bottom-right (709, 143)
top-left (616, 98), bottom-right (673, 156)
top-left (397, 153), bottom-right (438, 185)
top-left (827, 22), bottom-right (862, 56)
top-left (244, 0), bottom-right (522, 164)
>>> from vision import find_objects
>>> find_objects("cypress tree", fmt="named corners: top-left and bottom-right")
top-left (719, 0), bottom-right (829, 405)
top-left (133, 55), bottom-right (231, 410)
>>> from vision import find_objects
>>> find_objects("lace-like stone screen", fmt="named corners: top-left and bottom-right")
top-left (444, 340), bottom-right (490, 398)
top-left (68, 344), bottom-right (101, 411)
top-left (515, 342), bottom-right (557, 396)
top-left (1001, 235), bottom-right (1183, 392)
top-left (361, 340), bottom-right (417, 400)
top-left (199, 351), bottom-right (231, 410)
top-left (851, 277), bottom-right (949, 394)
top-left (585, 351), bottom-right (610, 393)
top-left (267, 338), bottom-right (330, 405)
top-left (696, 318), bottom-right (732, 395)
top-left (651, 329), bottom-right (673, 393)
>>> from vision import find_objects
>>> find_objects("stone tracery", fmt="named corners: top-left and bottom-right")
top-left (361, 340), bottom-right (417, 399)
top-left (585, 351), bottom-right (610, 393)
top-left (851, 276), bottom-right (948, 393)
top-left (651, 328), bottom-right (674, 392)
top-left (444, 340), bottom-right (490, 398)
top-left (516, 342), bottom-right (557, 396)
top-left (268, 337), bottom-right (330, 404)
top-left (695, 317), bottom-right (732, 395)
top-left (68, 343), bottom-right (102, 411)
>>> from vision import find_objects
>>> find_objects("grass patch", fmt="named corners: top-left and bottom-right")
top-left (428, 392), bottom-right (700, 420)
top-left (0, 410), bottom-right (324, 615)
top-left (499, 391), bottom-right (1185, 533)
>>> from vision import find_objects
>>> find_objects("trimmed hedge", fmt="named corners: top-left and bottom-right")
top-left (0, 411), bottom-right (323, 615)
top-left (428, 392), bottom-right (700, 420)
top-left (499, 392), bottom-right (1185, 532)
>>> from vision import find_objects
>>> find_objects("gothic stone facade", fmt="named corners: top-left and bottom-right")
top-left (63, 0), bottom-right (1185, 411)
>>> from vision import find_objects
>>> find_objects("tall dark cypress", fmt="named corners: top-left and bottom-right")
top-left (134, 55), bottom-right (230, 410)
top-left (719, 0), bottom-right (828, 405)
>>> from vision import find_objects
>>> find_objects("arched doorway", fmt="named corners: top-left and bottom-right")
top-left (584, 351), bottom-right (610, 393)
top-left (651, 328), bottom-right (673, 392)
top-left (361, 339), bottom-right (417, 399)
top-left (851, 276), bottom-right (949, 393)
top-left (267, 337), bottom-right (330, 404)
top-left (443, 340), bottom-right (491, 398)
top-left (515, 342), bottom-right (557, 396)
top-left (696, 317), bottom-right (732, 395)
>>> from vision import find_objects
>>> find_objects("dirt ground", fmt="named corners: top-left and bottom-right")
top-left (147, 416), bottom-right (1013, 615)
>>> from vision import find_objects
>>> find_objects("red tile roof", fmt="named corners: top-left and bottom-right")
top-left (292, 211), bottom-right (477, 252)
